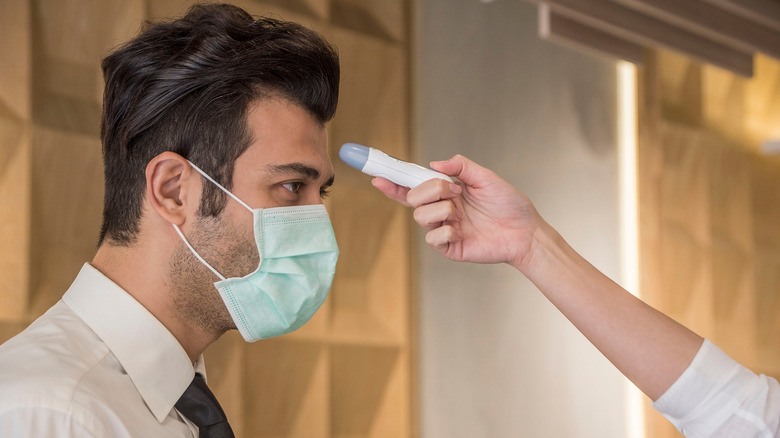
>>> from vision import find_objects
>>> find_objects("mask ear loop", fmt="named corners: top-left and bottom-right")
top-left (186, 160), bottom-right (253, 212)
top-left (169, 160), bottom-right (254, 282)
top-left (172, 224), bottom-right (226, 281)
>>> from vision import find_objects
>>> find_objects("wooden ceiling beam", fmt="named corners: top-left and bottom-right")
top-left (701, 0), bottom-right (780, 32)
top-left (538, 4), bottom-right (645, 65)
top-left (527, 0), bottom-right (754, 77)
top-left (614, 0), bottom-right (780, 59)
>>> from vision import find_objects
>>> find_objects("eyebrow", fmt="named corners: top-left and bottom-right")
top-left (267, 163), bottom-right (335, 187)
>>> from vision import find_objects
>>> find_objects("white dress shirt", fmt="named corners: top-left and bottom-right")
top-left (654, 339), bottom-right (780, 437)
top-left (0, 263), bottom-right (205, 437)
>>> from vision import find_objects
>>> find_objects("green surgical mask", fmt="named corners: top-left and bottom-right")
top-left (173, 161), bottom-right (339, 342)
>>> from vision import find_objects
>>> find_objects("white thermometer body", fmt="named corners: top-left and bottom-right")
top-left (339, 143), bottom-right (453, 188)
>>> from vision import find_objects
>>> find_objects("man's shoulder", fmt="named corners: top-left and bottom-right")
top-left (0, 300), bottom-right (179, 437)
top-left (0, 300), bottom-right (112, 402)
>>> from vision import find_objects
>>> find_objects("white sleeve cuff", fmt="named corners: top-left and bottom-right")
top-left (652, 339), bottom-right (762, 437)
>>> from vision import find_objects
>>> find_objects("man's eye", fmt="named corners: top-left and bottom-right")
top-left (282, 182), bottom-right (303, 193)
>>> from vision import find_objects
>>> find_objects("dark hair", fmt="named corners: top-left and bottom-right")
top-left (98, 3), bottom-right (340, 246)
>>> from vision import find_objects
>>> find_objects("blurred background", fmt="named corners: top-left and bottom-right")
top-left (0, 0), bottom-right (778, 437)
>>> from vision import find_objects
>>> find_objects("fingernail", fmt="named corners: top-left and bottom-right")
top-left (450, 183), bottom-right (462, 194)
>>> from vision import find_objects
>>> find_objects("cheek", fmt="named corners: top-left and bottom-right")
top-left (222, 202), bottom-right (256, 241)
top-left (207, 207), bottom-right (259, 277)
top-left (241, 186), bottom-right (281, 209)
top-left (221, 226), bottom-right (258, 278)
top-left (232, 215), bottom-right (259, 263)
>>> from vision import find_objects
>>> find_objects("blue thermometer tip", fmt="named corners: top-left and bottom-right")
top-left (339, 143), bottom-right (370, 171)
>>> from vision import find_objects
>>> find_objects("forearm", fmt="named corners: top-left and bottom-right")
top-left (516, 221), bottom-right (703, 401)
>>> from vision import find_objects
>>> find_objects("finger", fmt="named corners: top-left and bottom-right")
top-left (430, 154), bottom-right (495, 188)
top-left (425, 224), bottom-right (463, 248)
top-left (406, 178), bottom-right (462, 208)
top-left (371, 177), bottom-right (411, 206)
top-left (413, 200), bottom-right (460, 228)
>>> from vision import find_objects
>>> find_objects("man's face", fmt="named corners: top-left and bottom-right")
top-left (228, 97), bottom-right (334, 215)
top-left (169, 97), bottom-right (334, 334)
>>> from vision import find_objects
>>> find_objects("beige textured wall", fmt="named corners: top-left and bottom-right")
top-left (0, 1), bottom-right (415, 437)
top-left (638, 49), bottom-right (780, 438)
top-left (413, 1), bottom-right (628, 437)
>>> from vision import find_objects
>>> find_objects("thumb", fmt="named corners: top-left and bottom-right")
top-left (430, 154), bottom-right (492, 188)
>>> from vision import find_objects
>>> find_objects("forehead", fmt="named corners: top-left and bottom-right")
top-left (237, 97), bottom-right (332, 175)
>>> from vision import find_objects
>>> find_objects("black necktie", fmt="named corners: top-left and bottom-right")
top-left (175, 373), bottom-right (235, 438)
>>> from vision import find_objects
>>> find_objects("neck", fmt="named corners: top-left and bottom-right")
top-left (92, 240), bottom-right (219, 364)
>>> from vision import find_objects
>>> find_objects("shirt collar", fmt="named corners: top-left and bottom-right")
top-left (63, 263), bottom-right (202, 423)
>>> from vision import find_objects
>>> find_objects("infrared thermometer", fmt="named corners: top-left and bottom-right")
top-left (339, 143), bottom-right (453, 188)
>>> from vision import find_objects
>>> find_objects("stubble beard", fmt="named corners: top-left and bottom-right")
top-left (168, 213), bottom-right (259, 337)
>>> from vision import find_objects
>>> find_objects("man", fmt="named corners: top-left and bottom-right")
top-left (0, 4), bottom-right (339, 437)
top-left (374, 155), bottom-right (780, 437)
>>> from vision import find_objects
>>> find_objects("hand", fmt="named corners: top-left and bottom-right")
top-left (372, 154), bottom-right (542, 268)
top-left (377, 155), bottom-right (709, 404)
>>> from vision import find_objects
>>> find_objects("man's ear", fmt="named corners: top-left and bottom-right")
top-left (145, 152), bottom-right (199, 226)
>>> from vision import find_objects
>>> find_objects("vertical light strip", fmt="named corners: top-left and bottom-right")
top-left (617, 60), bottom-right (644, 438)
top-left (618, 62), bottom-right (639, 295)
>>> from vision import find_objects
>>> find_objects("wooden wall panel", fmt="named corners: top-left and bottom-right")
top-left (29, 126), bottom-right (103, 316)
top-left (31, 0), bottom-right (144, 136)
top-left (0, 0), bottom-right (31, 119)
top-left (0, 0), bottom-right (31, 323)
top-left (704, 54), bottom-right (780, 153)
top-left (708, 139), bottom-right (757, 367)
top-left (0, 132), bottom-right (31, 321)
top-left (638, 48), bottom-right (780, 438)
top-left (750, 157), bottom-right (780, 377)
top-left (657, 124), bottom-right (713, 332)
top-left (0, 1), bottom-right (416, 437)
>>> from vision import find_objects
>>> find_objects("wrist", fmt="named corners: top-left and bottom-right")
top-left (509, 220), bottom-right (564, 275)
